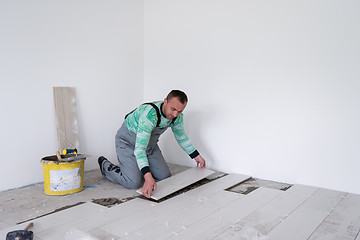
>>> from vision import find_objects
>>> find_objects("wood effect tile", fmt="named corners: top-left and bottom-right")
top-left (203, 184), bottom-right (319, 240)
top-left (307, 193), bottom-right (360, 240)
top-left (100, 173), bottom-right (247, 238)
top-left (0, 202), bottom-right (106, 239)
top-left (122, 191), bottom-right (243, 240)
top-left (169, 187), bottom-right (283, 240)
top-left (35, 198), bottom-right (155, 239)
top-left (136, 167), bottom-right (215, 200)
top-left (267, 188), bottom-right (346, 240)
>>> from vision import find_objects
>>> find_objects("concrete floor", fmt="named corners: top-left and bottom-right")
top-left (1, 164), bottom-right (359, 240)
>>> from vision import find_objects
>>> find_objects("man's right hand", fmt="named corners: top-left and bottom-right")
top-left (142, 172), bottom-right (157, 198)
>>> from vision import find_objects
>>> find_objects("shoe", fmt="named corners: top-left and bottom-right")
top-left (98, 156), bottom-right (107, 176)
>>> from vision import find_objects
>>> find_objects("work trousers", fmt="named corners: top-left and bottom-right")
top-left (102, 122), bottom-right (171, 189)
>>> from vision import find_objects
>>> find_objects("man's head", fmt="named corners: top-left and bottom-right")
top-left (166, 90), bottom-right (188, 104)
top-left (162, 90), bottom-right (188, 120)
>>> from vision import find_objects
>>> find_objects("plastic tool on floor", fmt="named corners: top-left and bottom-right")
top-left (6, 222), bottom-right (34, 240)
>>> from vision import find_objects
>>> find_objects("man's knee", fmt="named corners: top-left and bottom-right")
top-left (153, 169), bottom-right (171, 182)
top-left (124, 175), bottom-right (142, 189)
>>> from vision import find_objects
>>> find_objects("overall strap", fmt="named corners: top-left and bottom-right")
top-left (125, 102), bottom-right (166, 128)
top-left (151, 102), bottom-right (177, 125)
top-left (143, 102), bottom-right (161, 127)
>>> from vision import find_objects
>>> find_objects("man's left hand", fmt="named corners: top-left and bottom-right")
top-left (194, 155), bottom-right (206, 168)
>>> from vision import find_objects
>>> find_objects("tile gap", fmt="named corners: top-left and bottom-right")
top-left (16, 201), bottom-right (86, 225)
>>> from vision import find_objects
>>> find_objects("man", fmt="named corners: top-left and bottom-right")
top-left (98, 90), bottom-right (206, 198)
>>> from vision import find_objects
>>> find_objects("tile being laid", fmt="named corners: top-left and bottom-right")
top-left (136, 167), bottom-right (215, 200)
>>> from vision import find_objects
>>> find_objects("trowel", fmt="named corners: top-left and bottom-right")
top-left (56, 151), bottom-right (86, 162)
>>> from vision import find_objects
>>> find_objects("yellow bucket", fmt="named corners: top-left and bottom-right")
top-left (41, 155), bottom-right (85, 195)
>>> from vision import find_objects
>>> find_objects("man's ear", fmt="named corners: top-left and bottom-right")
top-left (164, 98), bottom-right (168, 104)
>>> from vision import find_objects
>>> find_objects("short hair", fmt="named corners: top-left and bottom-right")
top-left (166, 90), bottom-right (188, 104)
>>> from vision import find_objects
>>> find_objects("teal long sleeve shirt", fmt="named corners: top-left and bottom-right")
top-left (124, 101), bottom-right (199, 171)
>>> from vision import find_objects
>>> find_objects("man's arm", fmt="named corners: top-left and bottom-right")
top-left (133, 109), bottom-right (158, 198)
top-left (171, 114), bottom-right (207, 167)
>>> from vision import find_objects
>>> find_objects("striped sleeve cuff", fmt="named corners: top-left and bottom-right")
top-left (141, 166), bottom-right (150, 176)
top-left (189, 150), bottom-right (200, 159)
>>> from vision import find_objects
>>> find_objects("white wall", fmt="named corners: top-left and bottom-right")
top-left (1, 0), bottom-right (359, 195)
top-left (0, 0), bottom-right (144, 191)
top-left (144, 0), bottom-right (360, 194)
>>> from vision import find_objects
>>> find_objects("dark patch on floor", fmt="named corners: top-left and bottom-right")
top-left (226, 177), bottom-right (292, 195)
top-left (92, 196), bottom-right (137, 207)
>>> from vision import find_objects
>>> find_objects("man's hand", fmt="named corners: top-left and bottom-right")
top-left (194, 155), bottom-right (206, 168)
top-left (142, 172), bottom-right (157, 198)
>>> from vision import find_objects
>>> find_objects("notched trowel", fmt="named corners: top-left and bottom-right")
top-left (56, 151), bottom-right (86, 162)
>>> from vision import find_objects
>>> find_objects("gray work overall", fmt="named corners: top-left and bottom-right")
top-left (102, 120), bottom-right (171, 189)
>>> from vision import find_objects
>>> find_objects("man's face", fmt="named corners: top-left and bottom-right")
top-left (163, 97), bottom-right (187, 120)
